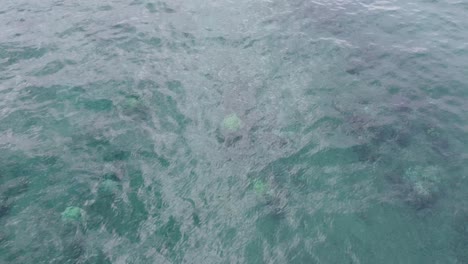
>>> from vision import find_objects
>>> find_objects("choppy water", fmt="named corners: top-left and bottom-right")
top-left (1, 0), bottom-right (468, 263)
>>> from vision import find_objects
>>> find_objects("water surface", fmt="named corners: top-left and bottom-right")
top-left (1, 0), bottom-right (468, 263)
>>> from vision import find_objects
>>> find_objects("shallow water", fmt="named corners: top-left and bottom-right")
top-left (1, 0), bottom-right (468, 263)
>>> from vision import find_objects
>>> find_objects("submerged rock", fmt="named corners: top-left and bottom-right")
top-left (61, 206), bottom-right (85, 222)
top-left (252, 179), bottom-right (267, 196)
top-left (98, 179), bottom-right (120, 194)
top-left (402, 165), bottom-right (442, 208)
top-left (124, 95), bottom-right (140, 109)
top-left (222, 113), bottom-right (243, 132)
top-left (0, 199), bottom-right (11, 218)
top-left (121, 95), bottom-right (150, 121)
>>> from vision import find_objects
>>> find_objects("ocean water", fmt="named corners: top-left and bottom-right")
top-left (1, 0), bottom-right (468, 263)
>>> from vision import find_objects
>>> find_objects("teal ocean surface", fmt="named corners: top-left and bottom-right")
top-left (1, 0), bottom-right (468, 263)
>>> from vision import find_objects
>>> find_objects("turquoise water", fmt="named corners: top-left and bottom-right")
top-left (1, 0), bottom-right (468, 263)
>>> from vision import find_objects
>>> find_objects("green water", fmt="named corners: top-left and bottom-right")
top-left (1, 0), bottom-right (468, 263)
